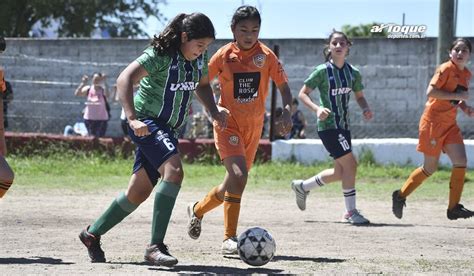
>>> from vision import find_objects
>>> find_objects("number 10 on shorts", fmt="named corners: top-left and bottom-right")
top-left (338, 134), bottom-right (350, 151)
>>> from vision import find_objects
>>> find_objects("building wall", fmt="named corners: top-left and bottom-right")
top-left (1, 38), bottom-right (473, 138)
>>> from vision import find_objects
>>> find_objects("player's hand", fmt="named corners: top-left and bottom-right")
top-left (81, 75), bottom-right (89, 83)
top-left (275, 108), bottom-right (292, 136)
top-left (211, 106), bottom-right (230, 131)
top-left (129, 119), bottom-right (150, 137)
top-left (363, 108), bottom-right (373, 121)
top-left (317, 107), bottom-right (331, 121)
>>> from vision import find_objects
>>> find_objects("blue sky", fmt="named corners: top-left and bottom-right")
top-left (144, 0), bottom-right (474, 39)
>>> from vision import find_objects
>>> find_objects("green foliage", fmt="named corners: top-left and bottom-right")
top-left (358, 148), bottom-right (376, 166)
top-left (0, 0), bottom-right (167, 37)
top-left (341, 22), bottom-right (387, 38)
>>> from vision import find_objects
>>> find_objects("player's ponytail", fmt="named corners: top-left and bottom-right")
top-left (151, 13), bottom-right (215, 56)
top-left (323, 30), bottom-right (352, 62)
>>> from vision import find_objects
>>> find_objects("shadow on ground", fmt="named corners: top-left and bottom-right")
top-left (0, 257), bottom-right (74, 265)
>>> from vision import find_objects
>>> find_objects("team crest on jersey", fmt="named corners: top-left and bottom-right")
top-left (229, 135), bottom-right (239, 146)
top-left (253, 54), bottom-right (266, 68)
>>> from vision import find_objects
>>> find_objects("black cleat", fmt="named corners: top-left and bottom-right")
top-left (392, 190), bottom-right (406, 219)
top-left (79, 226), bottom-right (106, 263)
top-left (447, 204), bottom-right (474, 220)
top-left (144, 243), bottom-right (178, 267)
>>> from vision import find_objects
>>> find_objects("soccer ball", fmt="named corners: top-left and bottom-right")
top-left (237, 227), bottom-right (276, 266)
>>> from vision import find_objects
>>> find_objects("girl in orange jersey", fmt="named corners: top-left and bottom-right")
top-left (186, 5), bottom-right (293, 254)
top-left (392, 38), bottom-right (474, 220)
top-left (0, 36), bottom-right (15, 199)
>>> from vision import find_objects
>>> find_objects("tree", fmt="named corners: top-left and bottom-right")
top-left (0, 0), bottom-right (167, 38)
top-left (341, 22), bottom-right (388, 38)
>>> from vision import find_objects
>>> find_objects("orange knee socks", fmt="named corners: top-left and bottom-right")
top-left (194, 186), bottom-right (223, 218)
top-left (223, 191), bottom-right (241, 240)
top-left (400, 167), bottom-right (430, 198)
top-left (448, 167), bottom-right (466, 210)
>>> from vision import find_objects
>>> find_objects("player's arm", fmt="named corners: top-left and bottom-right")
top-left (195, 74), bottom-right (228, 129)
top-left (276, 82), bottom-right (293, 134)
top-left (298, 84), bottom-right (331, 121)
top-left (116, 60), bottom-right (149, 136)
top-left (426, 84), bottom-right (468, 101)
top-left (354, 91), bottom-right (373, 120)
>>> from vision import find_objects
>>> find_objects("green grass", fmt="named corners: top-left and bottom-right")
top-left (6, 153), bottom-right (473, 200)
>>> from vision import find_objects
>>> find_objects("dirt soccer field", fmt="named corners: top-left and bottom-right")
top-left (1, 188), bottom-right (473, 274)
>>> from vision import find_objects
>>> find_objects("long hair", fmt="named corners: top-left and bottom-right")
top-left (231, 5), bottom-right (261, 30)
top-left (449, 38), bottom-right (472, 54)
top-left (323, 30), bottom-right (352, 62)
top-left (151, 13), bottom-right (215, 56)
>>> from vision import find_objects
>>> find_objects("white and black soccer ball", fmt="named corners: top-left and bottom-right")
top-left (237, 227), bottom-right (276, 266)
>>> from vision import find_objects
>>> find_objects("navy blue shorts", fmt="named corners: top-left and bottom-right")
top-left (318, 129), bottom-right (352, 159)
top-left (128, 118), bottom-right (179, 186)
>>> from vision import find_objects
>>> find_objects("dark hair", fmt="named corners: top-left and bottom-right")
top-left (0, 36), bottom-right (5, 52)
top-left (323, 30), bottom-right (352, 62)
top-left (231, 6), bottom-right (261, 30)
top-left (449, 38), bottom-right (472, 53)
top-left (151, 13), bottom-right (215, 56)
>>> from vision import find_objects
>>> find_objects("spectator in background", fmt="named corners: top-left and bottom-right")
top-left (290, 98), bottom-right (306, 139)
top-left (2, 81), bottom-right (13, 129)
top-left (75, 73), bottom-right (110, 137)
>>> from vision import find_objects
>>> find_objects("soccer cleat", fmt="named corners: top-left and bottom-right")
top-left (291, 179), bottom-right (309, 211)
top-left (392, 190), bottom-right (406, 219)
top-left (144, 243), bottom-right (178, 267)
top-left (187, 202), bottom-right (202, 240)
top-left (221, 236), bottom-right (238, 255)
top-left (447, 204), bottom-right (474, 220)
top-left (79, 226), bottom-right (106, 263)
top-left (342, 209), bottom-right (370, 225)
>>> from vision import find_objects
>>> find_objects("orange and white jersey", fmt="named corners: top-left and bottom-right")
top-left (423, 60), bottom-right (471, 123)
top-left (209, 41), bottom-right (288, 127)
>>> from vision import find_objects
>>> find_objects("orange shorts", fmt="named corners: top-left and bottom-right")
top-left (417, 118), bottom-right (463, 157)
top-left (214, 122), bottom-right (262, 170)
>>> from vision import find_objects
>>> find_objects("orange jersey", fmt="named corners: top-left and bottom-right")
top-left (422, 60), bottom-right (471, 123)
top-left (208, 41), bottom-right (288, 127)
top-left (0, 68), bottom-right (6, 93)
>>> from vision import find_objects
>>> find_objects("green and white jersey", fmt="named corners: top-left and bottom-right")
top-left (134, 47), bottom-right (208, 129)
top-left (304, 61), bottom-right (364, 131)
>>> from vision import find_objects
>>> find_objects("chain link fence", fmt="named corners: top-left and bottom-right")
top-left (1, 38), bottom-right (473, 139)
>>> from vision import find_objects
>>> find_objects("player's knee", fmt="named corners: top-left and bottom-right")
top-left (423, 164), bottom-right (438, 175)
top-left (0, 168), bottom-right (14, 184)
top-left (230, 170), bottom-right (248, 187)
top-left (165, 167), bottom-right (184, 183)
top-left (452, 157), bottom-right (467, 168)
